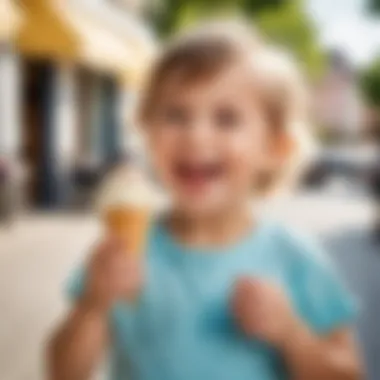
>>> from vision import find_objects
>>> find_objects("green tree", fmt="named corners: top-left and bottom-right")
top-left (368, 0), bottom-right (380, 13)
top-left (255, 0), bottom-right (325, 78)
top-left (360, 58), bottom-right (380, 107)
top-left (146, 0), bottom-right (325, 79)
top-left (360, 58), bottom-right (380, 141)
top-left (147, 0), bottom-right (285, 38)
top-left (364, 1), bottom-right (380, 105)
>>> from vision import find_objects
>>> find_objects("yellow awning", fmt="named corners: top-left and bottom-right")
top-left (0, 0), bottom-right (23, 42)
top-left (64, 8), bottom-right (133, 74)
top-left (119, 33), bottom-right (156, 88)
top-left (121, 53), bottom-right (152, 89)
top-left (16, 1), bottom-right (134, 76)
top-left (16, 2), bottom-right (78, 61)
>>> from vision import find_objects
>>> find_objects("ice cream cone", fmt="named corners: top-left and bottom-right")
top-left (104, 206), bottom-right (151, 256)
top-left (96, 165), bottom-right (156, 256)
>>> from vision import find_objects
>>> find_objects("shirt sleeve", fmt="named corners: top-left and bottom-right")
top-left (287, 231), bottom-right (357, 334)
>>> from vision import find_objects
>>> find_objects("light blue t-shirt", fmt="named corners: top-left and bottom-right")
top-left (67, 219), bottom-right (356, 380)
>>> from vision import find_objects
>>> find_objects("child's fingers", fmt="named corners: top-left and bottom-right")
top-left (103, 236), bottom-right (124, 254)
top-left (104, 248), bottom-right (141, 276)
top-left (92, 239), bottom-right (124, 267)
top-left (88, 236), bottom-right (143, 295)
top-left (234, 276), bottom-right (262, 303)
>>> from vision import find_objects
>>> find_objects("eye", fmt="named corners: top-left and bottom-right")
top-left (159, 104), bottom-right (190, 127)
top-left (214, 106), bottom-right (241, 130)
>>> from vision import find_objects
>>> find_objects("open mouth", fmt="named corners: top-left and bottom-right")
top-left (174, 160), bottom-right (224, 191)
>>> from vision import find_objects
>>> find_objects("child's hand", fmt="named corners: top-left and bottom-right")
top-left (82, 238), bottom-right (144, 312)
top-left (231, 276), bottom-right (301, 349)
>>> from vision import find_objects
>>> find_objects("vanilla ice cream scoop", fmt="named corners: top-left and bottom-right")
top-left (96, 165), bottom-right (156, 255)
top-left (96, 165), bottom-right (157, 213)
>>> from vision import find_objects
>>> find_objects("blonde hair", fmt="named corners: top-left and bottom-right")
top-left (137, 21), bottom-right (316, 194)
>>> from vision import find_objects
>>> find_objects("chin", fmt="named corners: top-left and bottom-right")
top-left (176, 196), bottom-right (228, 217)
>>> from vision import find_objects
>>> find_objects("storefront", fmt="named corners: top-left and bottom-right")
top-left (75, 71), bottom-right (122, 168)
top-left (15, 0), bottom-right (138, 209)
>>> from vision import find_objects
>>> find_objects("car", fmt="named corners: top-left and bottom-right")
top-left (301, 145), bottom-right (379, 188)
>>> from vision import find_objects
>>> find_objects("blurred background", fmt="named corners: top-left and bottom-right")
top-left (0, 0), bottom-right (380, 379)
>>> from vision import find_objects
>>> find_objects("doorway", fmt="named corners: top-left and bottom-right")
top-left (21, 59), bottom-right (58, 208)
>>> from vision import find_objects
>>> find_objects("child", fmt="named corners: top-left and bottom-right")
top-left (48, 23), bottom-right (362, 380)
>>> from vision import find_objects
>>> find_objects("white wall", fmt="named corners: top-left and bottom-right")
top-left (53, 65), bottom-right (77, 171)
top-left (0, 49), bottom-right (21, 160)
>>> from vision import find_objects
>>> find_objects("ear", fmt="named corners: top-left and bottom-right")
top-left (272, 130), bottom-right (296, 162)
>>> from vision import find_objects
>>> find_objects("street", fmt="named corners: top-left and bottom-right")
top-left (0, 189), bottom-right (378, 380)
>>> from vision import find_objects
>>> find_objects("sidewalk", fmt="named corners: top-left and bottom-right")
top-left (0, 213), bottom-right (100, 380)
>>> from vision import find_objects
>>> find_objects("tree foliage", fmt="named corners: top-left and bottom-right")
top-left (147, 0), bottom-right (286, 38)
top-left (360, 58), bottom-right (380, 107)
top-left (254, 0), bottom-right (325, 78)
top-left (146, 0), bottom-right (325, 78)
top-left (363, 1), bottom-right (380, 106)
top-left (368, 0), bottom-right (380, 13)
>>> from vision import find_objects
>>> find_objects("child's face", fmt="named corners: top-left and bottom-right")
top-left (147, 64), bottom-right (271, 215)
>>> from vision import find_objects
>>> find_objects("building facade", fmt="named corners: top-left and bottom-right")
top-left (0, 0), bottom-right (154, 210)
top-left (313, 51), bottom-right (364, 143)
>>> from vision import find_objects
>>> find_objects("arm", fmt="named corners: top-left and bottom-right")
top-left (48, 238), bottom-right (143, 380)
top-left (280, 229), bottom-right (363, 379)
top-left (48, 299), bottom-right (109, 380)
top-left (232, 278), bottom-right (363, 380)
top-left (283, 325), bottom-right (363, 380)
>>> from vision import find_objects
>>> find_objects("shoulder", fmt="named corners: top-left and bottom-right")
top-left (268, 225), bottom-right (357, 332)
top-left (268, 222), bottom-right (345, 296)
top-left (261, 220), bottom-right (331, 271)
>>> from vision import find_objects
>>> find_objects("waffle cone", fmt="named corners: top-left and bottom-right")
top-left (104, 207), bottom-right (151, 256)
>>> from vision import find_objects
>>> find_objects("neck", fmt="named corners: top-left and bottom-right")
top-left (167, 200), bottom-right (254, 249)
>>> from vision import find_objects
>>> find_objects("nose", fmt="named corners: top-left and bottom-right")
top-left (185, 117), bottom-right (214, 151)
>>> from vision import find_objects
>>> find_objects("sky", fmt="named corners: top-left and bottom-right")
top-left (307, 0), bottom-right (380, 66)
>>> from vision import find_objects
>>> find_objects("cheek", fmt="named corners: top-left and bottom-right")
top-left (225, 126), bottom-right (268, 176)
top-left (147, 128), bottom-right (178, 178)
